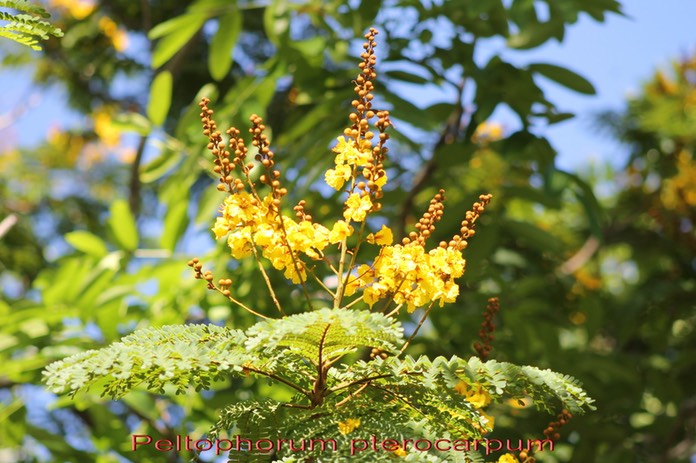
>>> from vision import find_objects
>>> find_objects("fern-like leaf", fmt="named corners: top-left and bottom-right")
top-left (43, 324), bottom-right (251, 398)
top-left (245, 308), bottom-right (403, 365)
top-left (0, 0), bottom-right (63, 50)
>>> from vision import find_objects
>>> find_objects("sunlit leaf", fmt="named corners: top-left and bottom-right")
top-left (147, 70), bottom-right (173, 126)
top-left (64, 231), bottom-right (108, 258)
top-left (208, 10), bottom-right (242, 81)
top-left (107, 200), bottom-right (138, 252)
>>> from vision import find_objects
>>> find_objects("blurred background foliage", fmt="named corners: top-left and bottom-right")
top-left (0, 0), bottom-right (693, 462)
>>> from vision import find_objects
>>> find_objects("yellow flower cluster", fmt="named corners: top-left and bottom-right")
top-left (199, 28), bottom-right (491, 318)
top-left (98, 16), bottom-right (129, 52)
top-left (337, 418), bottom-right (361, 435)
top-left (324, 136), bottom-right (372, 191)
top-left (497, 454), bottom-right (520, 463)
top-left (454, 381), bottom-right (492, 409)
top-left (661, 150), bottom-right (696, 211)
top-left (50, 0), bottom-right (95, 20)
top-left (453, 381), bottom-right (495, 433)
top-left (346, 242), bottom-right (466, 312)
top-left (212, 191), bottom-right (353, 284)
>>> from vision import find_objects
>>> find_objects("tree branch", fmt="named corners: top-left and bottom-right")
top-left (397, 79), bottom-right (467, 238)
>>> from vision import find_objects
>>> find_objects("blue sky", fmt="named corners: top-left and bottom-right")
top-left (1, 2), bottom-right (696, 173)
top-left (516, 1), bottom-right (696, 170)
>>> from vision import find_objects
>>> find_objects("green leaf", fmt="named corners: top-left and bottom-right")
top-left (43, 324), bottom-right (249, 398)
top-left (289, 36), bottom-right (326, 59)
top-left (64, 231), bottom-right (108, 257)
top-left (175, 83), bottom-right (219, 139)
top-left (501, 218), bottom-right (565, 255)
top-left (383, 68), bottom-right (433, 85)
top-left (195, 184), bottom-right (224, 225)
top-left (263, 0), bottom-right (289, 46)
top-left (148, 13), bottom-right (193, 40)
top-left (150, 13), bottom-right (207, 69)
top-left (107, 200), bottom-right (138, 252)
top-left (208, 10), bottom-right (242, 81)
top-left (507, 15), bottom-right (565, 49)
top-left (139, 135), bottom-right (185, 183)
top-left (161, 201), bottom-right (189, 252)
top-left (111, 112), bottom-right (152, 136)
top-left (556, 170), bottom-right (604, 238)
top-left (147, 70), bottom-right (173, 126)
top-left (245, 308), bottom-right (404, 364)
top-left (529, 63), bottom-right (596, 95)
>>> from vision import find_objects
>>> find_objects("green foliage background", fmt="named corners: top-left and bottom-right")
top-left (0, 0), bottom-right (694, 462)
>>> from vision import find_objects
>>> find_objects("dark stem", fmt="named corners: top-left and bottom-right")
top-left (128, 135), bottom-right (147, 217)
top-left (310, 324), bottom-right (333, 407)
top-left (397, 79), bottom-right (467, 238)
top-left (242, 366), bottom-right (311, 401)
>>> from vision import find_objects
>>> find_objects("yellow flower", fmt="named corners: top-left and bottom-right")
top-left (227, 227), bottom-right (254, 259)
top-left (99, 16), bottom-right (129, 52)
top-left (506, 397), bottom-right (531, 409)
top-left (50, 0), bottom-right (95, 19)
top-left (332, 136), bottom-right (370, 166)
top-left (325, 164), bottom-right (352, 190)
top-left (329, 220), bottom-right (353, 244)
top-left (220, 191), bottom-right (260, 226)
top-left (344, 264), bottom-right (373, 297)
top-left (283, 261), bottom-right (307, 284)
top-left (480, 410), bottom-right (495, 432)
top-left (428, 247), bottom-right (465, 279)
top-left (472, 121), bottom-right (504, 144)
top-left (343, 193), bottom-right (372, 222)
top-left (366, 224), bottom-right (393, 245)
top-left (93, 108), bottom-right (121, 147)
top-left (497, 454), bottom-right (519, 463)
top-left (454, 381), bottom-right (491, 409)
top-left (392, 446), bottom-right (407, 457)
top-left (212, 217), bottom-right (231, 239)
top-left (337, 418), bottom-right (361, 435)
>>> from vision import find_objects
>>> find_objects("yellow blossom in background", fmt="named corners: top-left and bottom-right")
top-left (497, 453), bottom-right (519, 463)
top-left (454, 381), bottom-right (491, 409)
top-left (661, 150), bottom-right (696, 211)
top-left (343, 193), bottom-right (372, 222)
top-left (572, 267), bottom-right (602, 291)
top-left (50, 0), bottom-right (95, 20)
top-left (46, 126), bottom-right (84, 167)
top-left (472, 121), bottom-right (504, 144)
top-left (392, 446), bottom-right (407, 457)
top-left (93, 108), bottom-right (121, 147)
top-left (366, 224), bottom-right (393, 245)
top-left (337, 418), bottom-right (361, 435)
top-left (654, 71), bottom-right (678, 95)
top-left (116, 147), bottom-right (137, 164)
top-left (506, 397), bottom-right (532, 409)
top-left (98, 16), bottom-right (129, 52)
